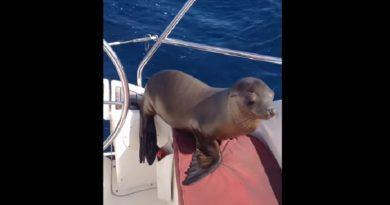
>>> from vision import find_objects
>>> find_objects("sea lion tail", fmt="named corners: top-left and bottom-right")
top-left (139, 113), bottom-right (159, 165)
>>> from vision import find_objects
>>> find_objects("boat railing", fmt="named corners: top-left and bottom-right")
top-left (103, 39), bottom-right (130, 151)
top-left (103, 0), bottom-right (281, 150)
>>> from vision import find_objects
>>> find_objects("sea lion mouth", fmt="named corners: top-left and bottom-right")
top-left (257, 107), bottom-right (276, 120)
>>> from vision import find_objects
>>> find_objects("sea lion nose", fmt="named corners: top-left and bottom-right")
top-left (268, 107), bottom-right (276, 117)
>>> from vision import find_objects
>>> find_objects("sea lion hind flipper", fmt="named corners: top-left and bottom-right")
top-left (139, 113), bottom-right (159, 165)
top-left (182, 147), bottom-right (221, 185)
top-left (182, 128), bottom-right (221, 185)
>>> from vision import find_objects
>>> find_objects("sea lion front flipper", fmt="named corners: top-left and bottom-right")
top-left (182, 130), bottom-right (221, 185)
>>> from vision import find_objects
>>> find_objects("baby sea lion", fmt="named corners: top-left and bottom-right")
top-left (139, 70), bottom-right (276, 185)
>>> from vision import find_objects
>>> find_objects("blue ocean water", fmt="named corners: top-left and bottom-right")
top-left (103, 0), bottom-right (281, 139)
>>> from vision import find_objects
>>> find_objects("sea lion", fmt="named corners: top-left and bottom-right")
top-left (139, 70), bottom-right (276, 185)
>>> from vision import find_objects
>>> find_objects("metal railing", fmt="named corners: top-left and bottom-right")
top-left (103, 39), bottom-right (130, 151)
top-left (136, 0), bottom-right (198, 87)
top-left (108, 36), bottom-right (282, 65)
top-left (108, 35), bottom-right (158, 46)
top-left (163, 38), bottom-right (281, 64)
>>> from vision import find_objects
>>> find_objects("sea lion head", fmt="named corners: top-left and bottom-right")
top-left (229, 77), bottom-right (276, 120)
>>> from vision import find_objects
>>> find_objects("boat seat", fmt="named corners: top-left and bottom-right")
top-left (172, 130), bottom-right (281, 205)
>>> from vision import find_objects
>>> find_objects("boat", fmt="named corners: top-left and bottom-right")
top-left (103, 0), bottom-right (282, 204)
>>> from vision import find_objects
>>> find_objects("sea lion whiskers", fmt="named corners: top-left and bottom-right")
top-left (236, 115), bottom-right (259, 132)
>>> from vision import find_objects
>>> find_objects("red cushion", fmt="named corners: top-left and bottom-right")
top-left (173, 129), bottom-right (281, 205)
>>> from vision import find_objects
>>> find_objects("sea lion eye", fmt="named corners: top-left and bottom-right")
top-left (246, 92), bottom-right (256, 106)
top-left (247, 100), bottom-right (255, 106)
